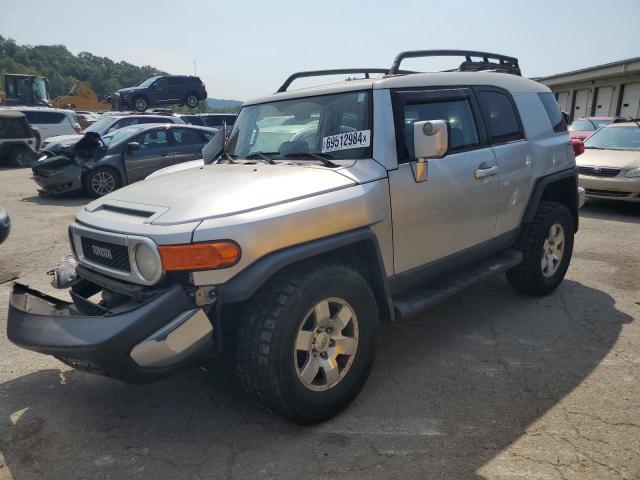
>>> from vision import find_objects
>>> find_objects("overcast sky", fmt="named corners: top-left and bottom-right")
top-left (1, 0), bottom-right (638, 100)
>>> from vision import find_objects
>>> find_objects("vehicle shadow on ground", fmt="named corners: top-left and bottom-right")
top-left (580, 198), bottom-right (640, 224)
top-left (19, 193), bottom-right (91, 207)
top-left (0, 279), bottom-right (632, 479)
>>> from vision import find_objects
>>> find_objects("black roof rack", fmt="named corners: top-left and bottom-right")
top-left (389, 49), bottom-right (521, 76)
top-left (277, 68), bottom-right (415, 93)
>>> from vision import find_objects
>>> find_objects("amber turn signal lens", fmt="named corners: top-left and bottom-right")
top-left (158, 241), bottom-right (241, 271)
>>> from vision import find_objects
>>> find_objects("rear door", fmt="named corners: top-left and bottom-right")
top-left (388, 88), bottom-right (499, 280)
top-left (170, 127), bottom-right (207, 165)
top-left (123, 127), bottom-right (173, 181)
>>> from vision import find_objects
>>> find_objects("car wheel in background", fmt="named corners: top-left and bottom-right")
top-left (83, 168), bottom-right (121, 197)
top-left (185, 94), bottom-right (199, 109)
top-left (8, 146), bottom-right (36, 168)
top-left (133, 96), bottom-right (149, 112)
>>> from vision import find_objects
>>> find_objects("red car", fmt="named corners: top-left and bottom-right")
top-left (568, 116), bottom-right (616, 141)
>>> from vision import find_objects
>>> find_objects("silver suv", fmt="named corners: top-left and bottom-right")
top-left (7, 50), bottom-right (583, 424)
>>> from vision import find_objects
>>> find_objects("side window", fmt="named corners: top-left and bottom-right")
top-left (154, 78), bottom-right (169, 89)
top-left (138, 117), bottom-right (166, 124)
top-left (401, 98), bottom-right (479, 161)
top-left (173, 128), bottom-right (204, 145)
top-left (538, 92), bottom-right (567, 133)
top-left (23, 111), bottom-right (65, 124)
top-left (106, 117), bottom-right (136, 133)
top-left (0, 118), bottom-right (30, 139)
top-left (204, 116), bottom-right (223, 127)
top-left (136, 129), bottom-right (168, 149)
top-left (477, 91), bottom-right (523, 144)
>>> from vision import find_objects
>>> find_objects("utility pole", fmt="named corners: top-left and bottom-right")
top-left (194, 60), bottom-right (197, 76)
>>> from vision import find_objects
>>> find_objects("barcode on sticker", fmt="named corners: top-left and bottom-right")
top-left (322, 130), bottom-right (371, 153)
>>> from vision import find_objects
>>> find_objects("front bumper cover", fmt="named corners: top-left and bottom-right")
top-left (32, 164), bottom-right (83, 194)
top-left (7, 281), bottom-right (215, 384)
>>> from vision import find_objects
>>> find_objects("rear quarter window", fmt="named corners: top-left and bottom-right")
top-left (477, 91), bottom-right (524, 144)
top-left (23, 111), bottom-right (66, 124)
top-left (0, 117), bottom-right (31, 139)
top-left (538, 93), bottom-right (567, 133)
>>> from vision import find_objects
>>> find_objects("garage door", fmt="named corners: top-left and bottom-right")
top-left (573, 89), bottom-right (590, 121)
top-left (594, 86), bottom-right (613, 116)
top-left (556, 91), bottom-right (570, 113)
top-left (620, 82), bottom-right (640, 119)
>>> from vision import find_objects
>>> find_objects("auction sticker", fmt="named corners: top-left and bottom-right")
top-left (322, 129), bottom-right (371, 153)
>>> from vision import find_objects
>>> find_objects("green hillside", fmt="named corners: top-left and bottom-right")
top-left (0, 35), bottom-right (166, 99)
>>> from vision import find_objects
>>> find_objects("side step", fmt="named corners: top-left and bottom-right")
top-left (393, 248), bottom-right (523, 322)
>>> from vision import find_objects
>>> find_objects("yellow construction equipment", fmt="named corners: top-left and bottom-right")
top-left (52, 81), bottom-right (112, 111)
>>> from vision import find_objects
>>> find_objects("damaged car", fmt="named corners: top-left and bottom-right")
top-left (33, 123), bottom-right (216, 197)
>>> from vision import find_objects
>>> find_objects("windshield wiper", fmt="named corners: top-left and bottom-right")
top-left (244, 152), bottom-right (277, 164)
top-left (282, 151), bottom-right (338, 168)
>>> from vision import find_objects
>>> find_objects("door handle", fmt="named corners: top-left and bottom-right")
top-left (474, 165), bottom-right (498, 179)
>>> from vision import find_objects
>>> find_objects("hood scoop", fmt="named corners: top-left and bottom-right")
top-left (84, 199), bottom-right (168, 225)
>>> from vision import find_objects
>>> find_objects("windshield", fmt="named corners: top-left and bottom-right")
top-left (138, 76), bottom-right (161, 88)
top-left (591, 119), bottom-right (613, 128)
top-left (33, 77), bottom-right (49, 102)
top-left (225, 91), bottom-right (372, 160)
top-left (84, 116), bottom-right (116, 133)
top-left (107, 125), bottom-right (148, 147)
top-left (569, 119), bottom-right (596, 132)
top-left (583, 126), bottom-right (640, 151)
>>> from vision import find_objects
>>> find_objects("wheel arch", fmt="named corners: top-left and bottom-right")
top-left (216, 227), bottom-right (395, 322)
top-left (523, 168), bottom-right (579, 232)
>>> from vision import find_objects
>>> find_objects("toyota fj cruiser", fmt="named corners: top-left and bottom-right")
top-left (7, 51), bottom-right (583, 424)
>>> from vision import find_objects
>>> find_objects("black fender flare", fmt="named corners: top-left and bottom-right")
top-left (216, 227), bottom-right (394, 321)
top-left (522, 167), bottom-right (579, 231)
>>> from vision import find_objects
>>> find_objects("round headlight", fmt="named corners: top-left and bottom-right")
top-left (135, 242), bottom-right (160, 282)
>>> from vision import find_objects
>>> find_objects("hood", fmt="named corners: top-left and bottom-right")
top-left (577, 148), bottom-right (640, 170)
top-left (146, 159), bottom-right (204, 179)
top-left (41, 134), bottom-right (83, 150)
top-left (117, 87), bottom-right (138, 95)
top-left (87, 163), bottom-right (357, 225)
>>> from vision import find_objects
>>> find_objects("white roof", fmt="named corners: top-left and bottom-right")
top-left (245, 71), bottom-right (549, 105)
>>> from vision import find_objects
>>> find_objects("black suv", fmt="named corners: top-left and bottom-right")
top-left (112, 76), bottom-right (208, 112)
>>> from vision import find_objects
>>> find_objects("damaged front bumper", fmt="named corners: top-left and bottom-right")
top-left (32, 161), bottom-right (83, 194)
top-left (7, 278), bottom-right (216, 384)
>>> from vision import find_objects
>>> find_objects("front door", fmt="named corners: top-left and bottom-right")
top-left (169, 127), bottom-right (207, 165)
top-left (124, 128), bottom-right (173, 182)
top-left (388, 88), bottom-right (499, 284)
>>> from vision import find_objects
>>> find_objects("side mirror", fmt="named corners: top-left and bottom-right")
top-left (412, 120), bottom-right (448, 182)
top-left (127, 142), bottom-right (140, 151)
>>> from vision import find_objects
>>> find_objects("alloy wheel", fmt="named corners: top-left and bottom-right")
top-left (91, 171), bottom-right (116, 196)
top-left (294, 297), bottom-right (359, 391)
top-left (186, 95), bottom-right (198, 108)
top-left (541, 223), bottom-right (565, 277)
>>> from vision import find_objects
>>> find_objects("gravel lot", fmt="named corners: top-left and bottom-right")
top-left (0, 166), bottom-right (639, 480)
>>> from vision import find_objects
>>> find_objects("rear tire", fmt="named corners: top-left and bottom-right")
top-left (236, 261), bottom-right (379, 424)
top-left (8, 146), bottom-right (36, 168)
top-left (83, 168), bottom-right (121, 197)
top-left (185, 93), bottom-right (199, 109)
top-left (506, 201), bottom-right (574, 295)
top-left (133, 96), bottom-right (148, 112)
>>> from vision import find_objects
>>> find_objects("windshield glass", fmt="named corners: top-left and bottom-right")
top-left (584, 126), bottom-right (640, 151)
top-left (138, 76), bottom-right (161, 88)
top-left (33, 78), bottom-right (49, 102)
top-left (107, 125), bottom-right (148, 147)
top-left (591, 119), bottom-right (613, 128)
top-left (569, 119), bottom-right (596, 132)
top-left (226, 91), bottom-right (372, 160)
top-left (84, 116), bottom-right (116, 133)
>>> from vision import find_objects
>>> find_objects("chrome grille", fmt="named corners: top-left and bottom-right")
top-left (80, 236), bottom-right (130, 272)
top-left (578, 166), bottom-right (621, 178)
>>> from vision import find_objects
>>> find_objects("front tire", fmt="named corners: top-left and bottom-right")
top-left (133, 95), bottom-right (148, 112)
top-left (9, 146), bottom-right (36, 168)
top-left (185, 93), bottom-right (199, 109)
top-left (83, 168), bottom-right (121, 197)
top-left (236, 262), bottom-right (379, 424)
top-left (507, 201), bottom-right (574, 295)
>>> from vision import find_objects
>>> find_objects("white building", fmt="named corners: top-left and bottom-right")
top-left (536, 57), bottom-right (640, 121)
